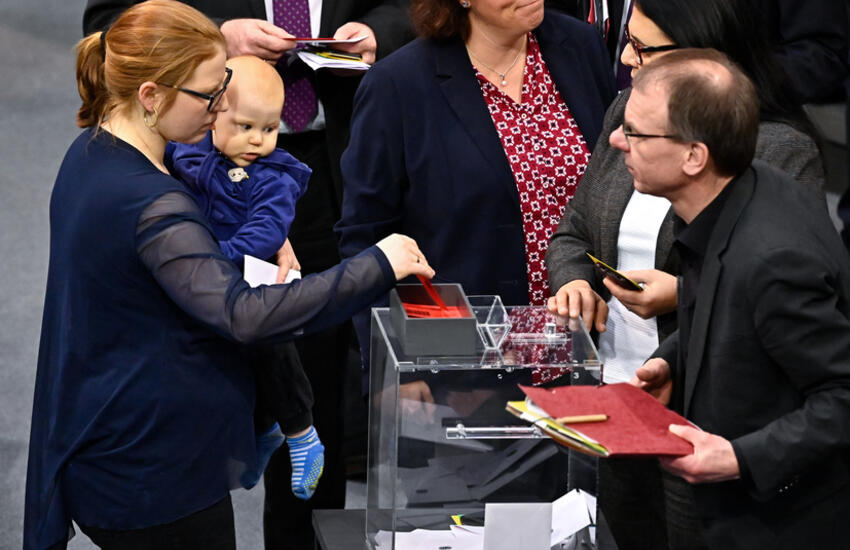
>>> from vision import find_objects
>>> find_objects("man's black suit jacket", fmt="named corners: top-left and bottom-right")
top-left (655, 161), bottom-right (850, 548)
top-left (83, 0), bottom-right (413, 211)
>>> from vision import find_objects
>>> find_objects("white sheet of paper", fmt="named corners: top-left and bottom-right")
top-left (483, 502), bottom-right (551, 550)
top-left (375, 528), bottom-right (482, 550)
top-left (297, 50), bottom-right (371, 71)
top-left (550, 489), bottom-right (596, 546)
top-left (243, 254), bottom-right (300, 287)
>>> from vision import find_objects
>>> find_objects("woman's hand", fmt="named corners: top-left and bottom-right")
top-left (275, 239), bottom-right (301, 283)
top-left (547, 279), bottom-right (608, 332)
top-left (602, 269), bottom-right (677, 319)
top-left (375, 234), bottom-right (435, 281)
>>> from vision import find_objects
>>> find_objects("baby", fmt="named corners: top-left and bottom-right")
top-left (166, 55), bottom-right (323, 499)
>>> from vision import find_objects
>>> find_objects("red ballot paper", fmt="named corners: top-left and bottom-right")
top-left (518, 383), bottom-right (695, 457)
top-left (402, 303), bottom-right (466, 318)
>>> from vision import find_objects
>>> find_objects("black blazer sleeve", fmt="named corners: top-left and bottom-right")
top-left (352, 0), bottom-right (414, 60)
top-left (83, 0), bottom-right (132, 34)
top-left (760, 0), bottom-right (849, 102)
top-left (84, 0), bottom-right (268, 35)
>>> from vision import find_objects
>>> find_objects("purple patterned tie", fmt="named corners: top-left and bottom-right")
top-left (273, 0), bottom-right (317, 132)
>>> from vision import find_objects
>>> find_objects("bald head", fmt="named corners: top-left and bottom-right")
top-left (225, 55), bottom-right (285, 113)
top-left (212, 56), bottom-right (284, 166)
top-left (632, 48), bottom-right (759, 177)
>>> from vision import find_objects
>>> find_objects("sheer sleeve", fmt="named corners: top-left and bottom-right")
top-left (136, 192), bottom-right (395, 344)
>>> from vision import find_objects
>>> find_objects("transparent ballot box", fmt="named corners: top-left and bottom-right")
top-left (366, 294), bottom-right (603, 549)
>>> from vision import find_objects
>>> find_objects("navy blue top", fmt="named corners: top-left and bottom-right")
top-left (335, 11), bottom-right (616, 376)
top-left (166, 132), bottom-right (311, 265)
top-left (24, 129), bottom-right (395, 550)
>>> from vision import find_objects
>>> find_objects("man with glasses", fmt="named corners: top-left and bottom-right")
top-left (623, 48), bottom-right (850, 548)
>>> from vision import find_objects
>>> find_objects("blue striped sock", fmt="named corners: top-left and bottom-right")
top-left (287, 426), bottom-right (324, 500)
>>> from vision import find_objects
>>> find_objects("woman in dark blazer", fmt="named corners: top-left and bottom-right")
top-left (336, 0), bottom-right (615, 372)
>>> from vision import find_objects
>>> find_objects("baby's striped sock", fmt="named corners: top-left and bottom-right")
top-left (287, 426), bottom-right (324, 500)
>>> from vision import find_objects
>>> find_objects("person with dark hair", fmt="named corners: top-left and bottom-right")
top-left (628, 48), bottom-right (850, 549)
top-left (336, 0), bottom-right (616, 386)
top-left (545, 0), bottom-right (825, 548)
top-left (25, 2), bottom-right (432, 549)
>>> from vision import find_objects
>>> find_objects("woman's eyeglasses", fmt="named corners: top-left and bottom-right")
top-left (624, 25), bottom-right (679, 66)
top-left (158, 67), bottom-right (232, 112)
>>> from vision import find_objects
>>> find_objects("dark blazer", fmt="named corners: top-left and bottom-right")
top-left (82, 0), bottom-right (414, 208)
top-left (546, 88), bottom-right (825, 342)
top-left (335, 11), bottom-right (615, 365)
top-left (759, 0), bottom-right (849, 103)
top-left (654, 161), bottom-right (850, 548)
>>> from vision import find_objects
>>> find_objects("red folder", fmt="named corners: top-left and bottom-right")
top-left (519, 383), bottom-right (694, 457)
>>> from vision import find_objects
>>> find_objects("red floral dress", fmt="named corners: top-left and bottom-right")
top-left (474, 33), bottom-right (590, 308)
top-left (474, 34), bottom-right (590, 384)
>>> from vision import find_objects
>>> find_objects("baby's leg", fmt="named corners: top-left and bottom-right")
top-left (254, 341), bottom-right (324, 498)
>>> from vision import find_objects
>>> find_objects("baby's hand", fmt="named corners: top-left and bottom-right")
top-left (275, 239), bottom-right (301, 283)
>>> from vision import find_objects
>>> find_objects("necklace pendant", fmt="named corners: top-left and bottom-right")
top-left (500, 76), bottom-right (508, 86)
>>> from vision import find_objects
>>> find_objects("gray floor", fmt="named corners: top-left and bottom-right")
top-left (0, 2), bottom-right (847, 550)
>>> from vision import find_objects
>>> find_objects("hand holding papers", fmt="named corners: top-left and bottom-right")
top-left (244, 255), bottom-right (300, 287)
top-left (507, 383), bottom-right (695, 457)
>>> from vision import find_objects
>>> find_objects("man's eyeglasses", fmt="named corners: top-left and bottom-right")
top-left (621, 127), bottom-right (681, 146)
top-left (158, 67), bottom-right (232, 112)
top-left (624, 25), bottom-right (679, 66)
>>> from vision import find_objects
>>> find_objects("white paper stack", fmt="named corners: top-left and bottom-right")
top-left (296, 50), bottom-right (370, 71)
top-left (372, 489), bottom-right (596, 550)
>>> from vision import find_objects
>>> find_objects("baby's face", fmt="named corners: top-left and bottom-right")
top-left (212, 92), bottom-right (280, 167)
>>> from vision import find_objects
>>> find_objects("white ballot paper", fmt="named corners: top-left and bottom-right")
top-left (484, 502), bottom-right (552, 550)
top-left (296, 50), bottom-right (371, 71)
top-left (550, 488), bottom-right (596, 546)
top-left (244, 254), bottom-right (300, 287)
top-left (373, 488), bottom-right (596, 549)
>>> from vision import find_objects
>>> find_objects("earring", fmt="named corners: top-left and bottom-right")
top-left (460, 1), bottom-right (470, 7)
top-left (144, 106), bottom-right (159, 128)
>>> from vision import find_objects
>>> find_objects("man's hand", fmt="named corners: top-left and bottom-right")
top-left (220, 18), bottom-right (297, 60)
top-left (275, 239), bottom-right (301, 284)
top-left (630, 357), bottom-right (672, 405)
top-left (546, 280), bottom-right (608, 333)
top-left (659, 425), bottom-right (740, 484)
top-left (331, 22), bottom-right (377, 65)
top-left (602, 268), bottom-right (677, 319)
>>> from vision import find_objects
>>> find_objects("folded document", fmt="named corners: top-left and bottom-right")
top-left (507, 383), bottom-right (694, 457)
